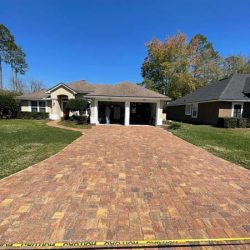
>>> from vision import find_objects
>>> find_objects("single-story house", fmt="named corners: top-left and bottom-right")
top-left (17, 81), bottom-right (170, 126)
top-left (167, 74), bottom-right (250, 125)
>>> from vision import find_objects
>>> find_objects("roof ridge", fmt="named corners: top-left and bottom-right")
top-left (66, 80), bottom-right (86, 85)
top-left (120, 81), bottom-right (166, 93)
top-left (218, 74), bottom-right (234, 99)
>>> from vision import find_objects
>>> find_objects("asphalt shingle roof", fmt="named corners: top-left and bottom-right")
top-left (16, 89), bottom-right (50, 100)
top-left (243, 77), bottom-right (250, 94)
top-left (17, 81), bottom-right (169, 100)
top-left (168, 74), bottom-right (250, 106)
top-left (85, 82), bottom-right (169, 99)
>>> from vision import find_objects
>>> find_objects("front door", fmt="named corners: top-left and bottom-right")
top-left (62, 101), bottom-right (69, 117)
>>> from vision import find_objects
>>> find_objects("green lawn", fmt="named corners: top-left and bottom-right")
top-left (58, 120), bottom-right (92, 129)
top-left (0, 120), bottom-right (81, 179)
top-left (168, 122), bottom-right (250, 169)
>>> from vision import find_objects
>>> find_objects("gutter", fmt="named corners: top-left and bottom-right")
top-left (86, 95), bottom-right (170, 101)
top-left (167, 99), bottom-right (250, 106)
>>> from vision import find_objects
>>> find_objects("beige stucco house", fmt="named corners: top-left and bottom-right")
top-left (17, 80), bottom-right (170, 126)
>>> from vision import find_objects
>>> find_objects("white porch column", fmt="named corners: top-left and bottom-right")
top-left (90, 99), bottom-right (98, 124)
top-left (156, 100), bottom-right (163, 126)
top-left (50, 99), bottom-right (60, 120)
top-left (124, 101), bottom-right (130, 126)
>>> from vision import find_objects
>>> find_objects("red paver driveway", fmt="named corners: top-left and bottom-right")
top-left (0, 126), bottom-right (249, 247)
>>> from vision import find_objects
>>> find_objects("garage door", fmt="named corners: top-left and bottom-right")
top-left (130, 102), bottom-right (156, 125)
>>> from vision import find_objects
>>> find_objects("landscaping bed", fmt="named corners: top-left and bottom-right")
top-left (0, 120), bottom-right (81, 179)
top-left (167, 122), bottom-right (250, 169)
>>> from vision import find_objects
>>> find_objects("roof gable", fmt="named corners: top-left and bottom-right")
top-left (220, 74), bottom-right (250, 100)
top-left (46, 83), bottom-right (78, 94)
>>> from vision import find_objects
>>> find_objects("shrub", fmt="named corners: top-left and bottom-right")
top-left (66, 99), bottom-right (88, 114)
top-left (17, 111), bottom-right (49, 120)
top-left (0, 94), bottom-right (20, 118)
top-left (75, 115), bottom-right (88, 124)
top-left (247, 118), bottom-right (250, 128)
top-left (218, 118), bottom-right (238, 128)
top-left (224, 118), bottom-right (238, 128)
top-left (70, 115), bottom-right (76, 121)
top-left (238, 118), bottom-right (248, 128)
top-left (217, 118), bottom-right (224, 127)
top-left (169, 122), bottom-right (181, 130)
top-left (218, 117), bottom-right (249, 128)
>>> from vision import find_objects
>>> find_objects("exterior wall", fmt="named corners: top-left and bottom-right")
top-left (167, 105), bottom-right (185, 122)
top-left (20, 87), bottom-right (76, 120)
top-left (167, 102), bottom-right (221, 125)
top-left (50, 86), bottom-right (75, 120)
top-left (198, 102), bottom-right (220, 124)
top-left (21, 100), bottom-right (52, 113)
top-left (50, 86), bottom-right (75, 99)
top-left (46, 100), bottom-right (52, 114)
top-left (167, 101), bottom-right (250, 125)
top-left (243, 102), bottom-right (250, 118)
top-left (20, 89), bottom-right (166, 125)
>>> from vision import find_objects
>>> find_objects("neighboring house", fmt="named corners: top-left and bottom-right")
top-left (167, 74), bottom-right (250, 125)
top-left (17, 81), bottom-right (170, 126)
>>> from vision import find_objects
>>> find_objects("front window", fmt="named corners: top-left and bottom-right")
top-left (191, 103), bottom-right (198, 118)
top-left (233, 103), bottom-right (243, 118)
top-left (185, 105), bottom-right (192, 115)
top-left (39, 101), bottom-right (46, 113)
top-left (31, 101), bottom-right (38, 112)
top-left (30, 101), bottom-right (46, 112)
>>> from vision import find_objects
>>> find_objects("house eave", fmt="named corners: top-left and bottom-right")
top-left (167, 99), bottom-right (250, 106)
top-left (86, 95), bottom-right (170, 101)
top-left (16, 97), bottom-right (52, 101)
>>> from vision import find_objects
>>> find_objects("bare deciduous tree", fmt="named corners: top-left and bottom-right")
top-left (10, 76), bottom-right (25, 93)
top-left (28, 79), bottom-right (44, 93)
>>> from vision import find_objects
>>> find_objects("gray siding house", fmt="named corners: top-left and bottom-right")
top-left (167, 74), bottom-right (250, 125)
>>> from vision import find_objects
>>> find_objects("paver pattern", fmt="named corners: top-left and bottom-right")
top-left (0, 126), bottom-right (249, 248)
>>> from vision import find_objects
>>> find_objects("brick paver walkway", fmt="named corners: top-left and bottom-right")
top-left (0, 126), bottom-right (249, 248)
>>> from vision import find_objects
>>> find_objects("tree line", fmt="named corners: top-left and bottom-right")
top-left (141, 32), bottom-right (250, 99)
